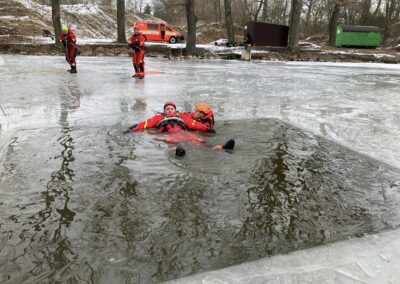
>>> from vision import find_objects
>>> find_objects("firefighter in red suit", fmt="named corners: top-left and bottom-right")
top-left (125, 101), bottom-right (234, 157)
top-left (129, 26), bottom-right (146, 79)
top-left (59, 25), bottom-right (77, 73)
top-left (188, 102), bottom-right (215, 128)
top-left (127, 101), bottom-right (212, 134)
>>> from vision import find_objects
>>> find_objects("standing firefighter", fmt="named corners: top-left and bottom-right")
top-left (129, 26), bottom-right (146, 79)
top-left (60, 25), bottom-right (77, 73)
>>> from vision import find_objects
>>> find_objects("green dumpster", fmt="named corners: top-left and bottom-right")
top-left (336, 26), bottom-right (382, 47)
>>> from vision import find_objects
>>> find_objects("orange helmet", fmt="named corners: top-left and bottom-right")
top-left (195, 103), bottom-right (212, 115)
top-left (164, 101), bottom-right (176, 110)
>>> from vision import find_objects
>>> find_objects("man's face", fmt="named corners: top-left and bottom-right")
top-left (134, 28), bottom-right (139, 35)
top-left (164, 106), bottom-right (176, 117)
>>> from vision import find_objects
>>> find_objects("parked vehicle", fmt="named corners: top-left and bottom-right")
top-left (134, 21), bottom-right (184, 44)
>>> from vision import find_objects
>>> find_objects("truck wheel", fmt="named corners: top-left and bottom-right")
top-left (169, 37), bottom-right (177, 44)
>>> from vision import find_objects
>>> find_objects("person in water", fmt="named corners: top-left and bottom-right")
top-left (188, 102), bottom-right (215, 128)
top-left (125, 101), bottom-right (234, 156)
top-left (126, 101), bottom-right (212, 133)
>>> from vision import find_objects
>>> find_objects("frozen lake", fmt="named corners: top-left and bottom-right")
top-left (1, 55), bottom-right (400, 283)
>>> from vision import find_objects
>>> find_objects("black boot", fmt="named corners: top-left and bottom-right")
top-left (175, 145), bottom-right (186, 157)
top-left (222, 139), bottom-right (235, 150)
top-left (70, 66), bottom-right (77, 73)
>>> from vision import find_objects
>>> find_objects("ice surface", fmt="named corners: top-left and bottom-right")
top-left (167, 228), bottom-right (400, 283)
top-left (1, 55), bottom-right (400, 282)
top-left (1, 55), bottom-right (400, 169)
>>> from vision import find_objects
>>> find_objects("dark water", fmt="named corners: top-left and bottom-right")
top-left (1, 118), bottom-right (400, 283)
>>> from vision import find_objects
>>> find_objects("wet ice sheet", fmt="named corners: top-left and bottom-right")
top-left (1, 55), bottom-right (400, 282)
top-left (1, 55), bottom-right (399, 170)
top-left (167, 228), bottom-right (400, 283)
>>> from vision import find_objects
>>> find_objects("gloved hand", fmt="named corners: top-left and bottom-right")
top-left (123, 123), bottom-right (138, 134)
top-left (129, 44), bottom-right (140, 51)
top-left (62, 41), bottom-right (66, 47)
top-left (207, 128), bottom-right (216, 134)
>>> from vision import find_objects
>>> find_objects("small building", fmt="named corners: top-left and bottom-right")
top-left (244, 22), bottom-right (289, 47)
top-left (335, 26), bottom-right (383, 48)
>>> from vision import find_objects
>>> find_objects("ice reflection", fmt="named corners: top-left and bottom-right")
top-left (1, 118), bottom-right (400, 282)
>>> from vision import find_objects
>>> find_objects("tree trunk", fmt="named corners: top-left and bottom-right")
top-left (261, 0), bottom-right (268, 22)
top-left (283, 0), bottom-right (289, 25)
top-left (328, 3), bottom-right (341, 46)
top-left (51, 0), bottom-right (61, 45)
top-left (117, 0), bottom-right (127, 43)
top-left (304, 0), bottom-right (314, 34)
top-left (360, 0), bottom-right (371, 25)
top-left (288, 0), bottom-right (302, 51)
top-left (224, 0), bottom-right (235, 45)
top-left (253, 0), bottom-right (264, 22)
top-left (373, 0), bottom-right (382, 16)
top-left (383, 0), bottom-right (397, 42)
top-left (185, 0), bottom-right (197, 55)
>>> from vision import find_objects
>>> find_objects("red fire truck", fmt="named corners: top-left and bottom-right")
top-left (134, 21), bottom-right (184, 44)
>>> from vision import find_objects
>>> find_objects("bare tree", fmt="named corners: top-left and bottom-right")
top-left (244, 0), bottom-right (264, 21)
top-left (261, 0), bottom-right (269, 22)
top-left (383, 0), bottom-right (400, 42)
top-left (117, 0), bottom-right (127, 43)
top-left (288, 0), bottom-right (303, 51)
top-left (215, 0), bottom-right (222, 22)
top-left (185, 0), bottom-right (197, 55)
top-left (304, 0), bottom-right (314, 34)
top-left (360, 0), bottom-right (372, 24)
top-left (328, 1), bottom-right (341, 46)
top-left (373, 0), bottom-right (383, 16)
top-left (51, 0), bottom-right (62, 45)
top-left (224, 0), bottom-right (235, 44)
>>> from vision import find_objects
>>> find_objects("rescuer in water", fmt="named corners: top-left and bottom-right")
top-left (124, 101), bottom-right (234, 156)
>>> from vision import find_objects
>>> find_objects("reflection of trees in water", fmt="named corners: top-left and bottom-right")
top-left (89, 170), bottom-right (215, 282)
top-left (40, 126), bottom-right (76, 266)
top-left (237, 125), bottom-right (303, 255)
top-left (25, 82), bottom-right (80, 279)
top-left (146, 177), bottom-right (211, 282)
top-left (237, 123), bottom-right (376, 256)
top-left (79, 132), bottom-right (139, 283)
top-left (9, 126), bottom-right (79, 281)
top-left (3, 81), bottom-right (85, 282)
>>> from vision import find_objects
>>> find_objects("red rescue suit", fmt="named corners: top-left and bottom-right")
top-left (128, 112), bottom-right (211, 144)
top-left (187, 111), bottom-right (215, 128)
top-left (59, 28), bottom-right (77, 71)
top-left (129, 32), bottom-right (146, 78)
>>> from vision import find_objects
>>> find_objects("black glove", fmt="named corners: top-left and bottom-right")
top-left (207, 128), bottom-right (216, 134)
top-left (124, 123), bottom-right (138, 134)
top-left (62, 41), bottom-right (66, 47)
top-left (129, 44), bottom-right (140, 51)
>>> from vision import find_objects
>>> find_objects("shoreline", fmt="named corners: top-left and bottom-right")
top-left (1, 42), bottom-right (399, 63)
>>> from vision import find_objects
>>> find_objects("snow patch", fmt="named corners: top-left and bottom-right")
top-left (322, 50), bottom-right (395, 58)
top-left (63, 4), bottom-right (104, 15)
top-left (0, 16), bottom-right (29, 20)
